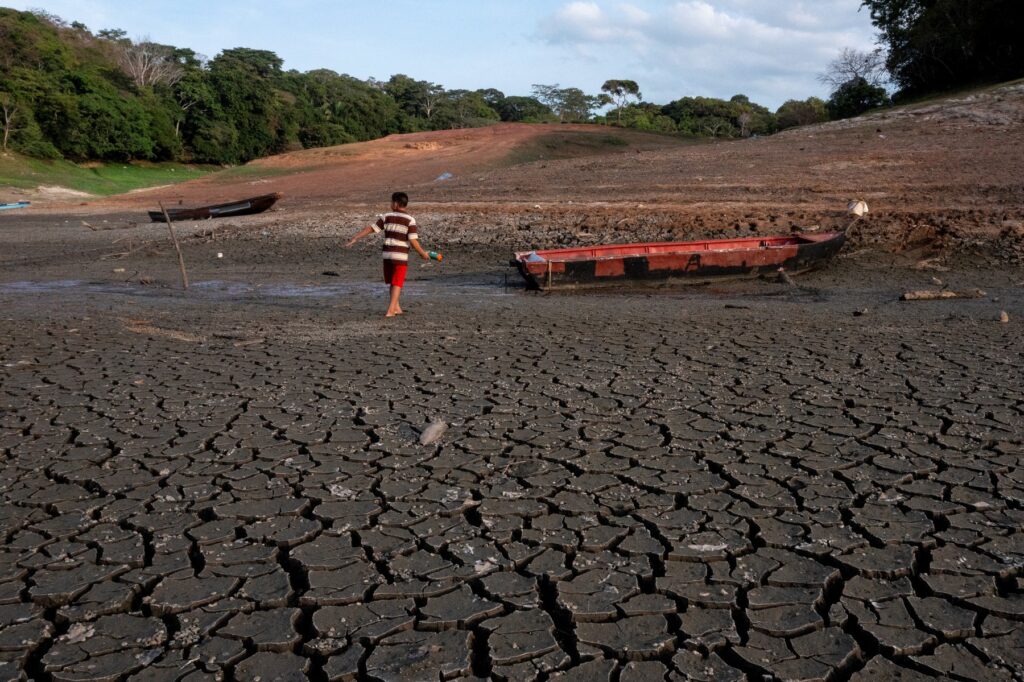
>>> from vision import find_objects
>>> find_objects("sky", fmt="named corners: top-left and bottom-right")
top-left (8, 1), bottom-right (880, 109)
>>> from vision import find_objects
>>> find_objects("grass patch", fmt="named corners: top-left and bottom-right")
top-left (506, 127), bottom-right (703, 166)
top-left (0, 153), bottom-right (217, 196)
top-left (216, 164), bottom-right (311, 180)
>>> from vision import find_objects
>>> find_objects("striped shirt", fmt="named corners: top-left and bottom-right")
top-left (371, 211), bottom-right (419, 262)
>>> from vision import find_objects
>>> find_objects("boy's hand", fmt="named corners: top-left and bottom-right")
top-left (347, 225), bottom-right (375, 248)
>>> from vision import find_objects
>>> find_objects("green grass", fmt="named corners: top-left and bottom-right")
top-left (0, 153), bottom-right (218, 196)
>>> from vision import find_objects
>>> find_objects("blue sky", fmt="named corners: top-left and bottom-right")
top-left (10, 1), bottom-right (879, 109)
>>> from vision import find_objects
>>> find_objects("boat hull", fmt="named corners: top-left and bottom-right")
top-left (512, 232), bottom-right (846, 291)
top-left (149, 193), bottom-right (281, 222)
top-left (0, 201), bottom-right (30, 211)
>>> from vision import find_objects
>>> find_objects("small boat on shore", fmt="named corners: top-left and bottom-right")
top-left (0, 201), bottom-right (30, 211)
top-left (148, 193), bottom-right (281, 222)
top-left (511, 232), bottom-right (845, 290)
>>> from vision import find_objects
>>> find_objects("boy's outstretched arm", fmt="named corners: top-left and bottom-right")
top-left (346, 224), bottom-right (377, 248)
top-left (410, 238), bottom-right (430, 260)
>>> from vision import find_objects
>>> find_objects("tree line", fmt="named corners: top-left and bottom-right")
top-left (0, 9), bottom-right (831, 165)
top-left (2, 3), bottom-right (1021, 165)
top-left (0, 10), bottom-right (534, 163)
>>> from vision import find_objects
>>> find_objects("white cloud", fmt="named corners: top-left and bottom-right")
top-left (537, 0), bottom-right (879, 108)
top-left (543, 1), bottom-right (651, 46)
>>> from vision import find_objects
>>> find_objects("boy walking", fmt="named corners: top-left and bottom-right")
top-left (346, 192), bottom-right (438, 317)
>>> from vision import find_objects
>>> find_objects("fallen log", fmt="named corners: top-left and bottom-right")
top-left (900, 288), bottom-right (985, 301)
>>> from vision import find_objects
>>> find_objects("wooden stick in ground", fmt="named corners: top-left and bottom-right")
top-left (901, 288), bottom-right (985, 301)
top-left (159, 201), bottom-right (189, 290)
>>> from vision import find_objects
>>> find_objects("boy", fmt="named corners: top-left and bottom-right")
top-left (346, 192), bottom-right (437, 318)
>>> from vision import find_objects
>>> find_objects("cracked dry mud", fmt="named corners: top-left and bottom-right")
top-left (0, 257), bottom-right (1022, 682)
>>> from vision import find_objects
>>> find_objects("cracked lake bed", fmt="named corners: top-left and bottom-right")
top-left (1, 247), bottom-right (1022, 681)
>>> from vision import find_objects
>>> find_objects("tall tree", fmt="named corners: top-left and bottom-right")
top-left (557, 87), bottom-right (595, 122)
top-left (827, 76), bottom-right (890, 119)
top-left (819, 47), bottom-right (888, 90)
top-left (530, 83), bottom-right (562, 116)
top-left (0, 92), bottom-right (17, 149)
top-left (862, 0), bottom-right (1024, 96)
top-left (495, 96), bottom-right (551, 122)
top-left (203, 48), bottom-right (284, 162)
top-left (115, 37), bottom-right (183, 88)
top-left (384, 74), bottom-right (445, 122)
top-left (601, 79), bottom-right (641, 124)
top-left (775, 98), bottom-right (829, 130)
top-left (531, 84), bottom-right (603, 123)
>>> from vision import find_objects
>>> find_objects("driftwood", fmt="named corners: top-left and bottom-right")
top-left (900, 288), bottom-right (985, 301)
top-left (159, 202), bottom-right (189, 290)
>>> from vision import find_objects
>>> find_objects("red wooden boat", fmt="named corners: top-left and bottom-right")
top-left (511, 232), bottom-right (845, 290)
top-left (148, 192), bottom-right (281, 222)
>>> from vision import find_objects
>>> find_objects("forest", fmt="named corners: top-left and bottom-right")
top-left (1, 2), bottom-right (1021, 165)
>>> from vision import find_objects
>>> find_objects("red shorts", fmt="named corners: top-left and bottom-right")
top-left (383, 260), bottom-right (408, 287)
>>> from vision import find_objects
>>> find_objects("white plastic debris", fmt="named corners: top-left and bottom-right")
top-left (419, 420), bottom-right (448, 446)
top-left (217, 252), bottom-right (224, 259)
top-left (847, 200), bottom-right (869, 217)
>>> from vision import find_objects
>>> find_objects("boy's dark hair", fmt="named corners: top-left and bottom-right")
top-left (391, 192), bottom-right (409, 208)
